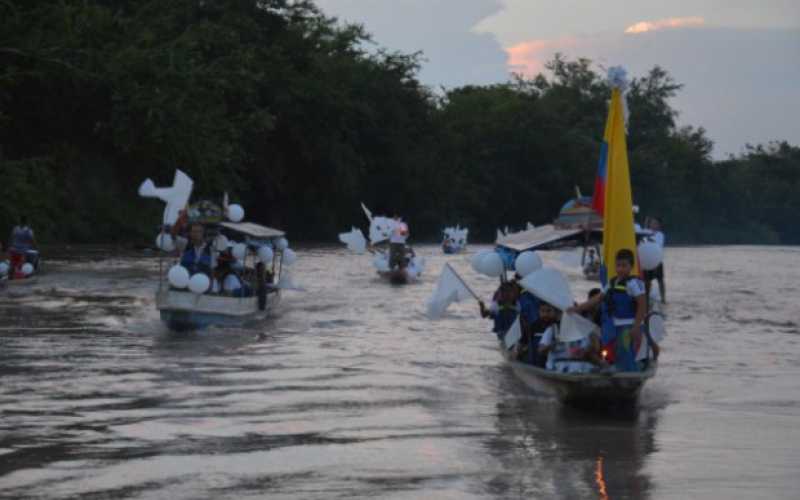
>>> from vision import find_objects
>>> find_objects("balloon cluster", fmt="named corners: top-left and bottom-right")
top-left (0, 262), bottom-right (9, 276)
top-left (471, 249), bottom-right (542, 278)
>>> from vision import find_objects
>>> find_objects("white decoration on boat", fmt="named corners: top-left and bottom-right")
top-left (638, 241), bottom-right (663, 271)
top-left (478, 252), bottom-right (505, 278)
top-left (168, 265), bottom-right (190, 289)
top-left (138, 169), bottom-right (194, 225)
top-left (338, 227), bottom-right (367, 253)
top-left (232, 243), bottom-right (247, 261)
top-left (213, 234), bottom-right (229, 252)
top-left (275, 237), bottom-right (289, 251)
top-left (155, 233), bottom-right (175, 252)
top-left (471, 250), bottom-right (492, 273)
top-left (519, 267), bottom-right (574, 311)
top-left (282, 248), bottom-right (297, 266)
top-left (0, 262), bottom-right (8, 276)
top-left (514, 251), bottom-right (543, 277)
top-left (21, 263), bottom-right (34, 276)
top-left (257, 245), bottom-right (274, 263)
top-left (227, 204), bottom-right (245, 222)
top-left (188, 273), bottom-right (210, 294)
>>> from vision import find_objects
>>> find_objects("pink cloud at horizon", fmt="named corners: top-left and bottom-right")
top-left (506, 37), bottom-right (580, 76)
top-left (625, 16), bottom-right (705, 34)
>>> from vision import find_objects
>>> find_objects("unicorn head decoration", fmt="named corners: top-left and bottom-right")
top-left (339, 203), bottom-right (404, 253)
top-left (443, 225), bottom-right (469, 249)
top-left (139, 169), bottom-right (194, 225)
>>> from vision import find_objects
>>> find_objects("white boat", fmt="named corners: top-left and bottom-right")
top-left (156, 221), bottom-right (286, 331)
top-left (498, 342), bottom-right (657, 405)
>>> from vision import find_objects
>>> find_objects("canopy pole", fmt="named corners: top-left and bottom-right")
top-left (445, 263), bottom-right (481, 302)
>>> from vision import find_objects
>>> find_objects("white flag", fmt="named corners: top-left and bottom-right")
top-left (425, 264), bottom-right (474, 319)
top-left (338, 227), bottom-right (367, 253)
top-left (504, 316), bottom-right (522, 350)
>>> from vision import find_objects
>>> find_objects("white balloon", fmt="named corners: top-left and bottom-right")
top-left (257, 245), bottom-right (274, 263)
top-left (282, 248), bottom-right (297, 266)
top-left (471, 250), bottom-right (492, 273)
top-left (21, 263), bottom-right (34, 276)
top-left (0, 262), bottom-right (8, 276)
top-left (168, 265), bottom-right (190, 289)
top-left (275, 237), bottom-right (289, 251)
top-left (232, 243), bottom-right (247, 261)
top-left (227, 204), bottom-right (245, 222)
top-left (188, 273), bottom-right (210, 294)
top-left (373, 254), bottom-right (390, 272)
top-left (638, 242), bottom-right (663, 271)
top-left (213, 234), bottom-right (229, 252)
top-left (479, 252), bottom-right (505, 277)
top-left (155, 233), bottom-right (175, 252)
top-left (515, 251), bottom-right (543, 277)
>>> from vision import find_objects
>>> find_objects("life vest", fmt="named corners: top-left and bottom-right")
top-left (605, 276), bottom-right (637, 320)
top-left (11, 226), bottom-right (34, 251)
top-left (181, 244), bottom-right (212, 275)
top-left (493, 303), bottom-right (519, 336)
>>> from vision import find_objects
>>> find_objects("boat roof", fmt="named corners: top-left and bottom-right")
top-left (217, 221), bottom-right (285, 238)
top-left (497, 224), bottom-right (654, 253)
top-left (496, 225), bottom-right (584, 252)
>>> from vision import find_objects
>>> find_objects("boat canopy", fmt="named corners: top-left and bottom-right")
top-left (217, 221), bottom-right (285, 238)
top-left (496, 225), bottom-right (586, 252)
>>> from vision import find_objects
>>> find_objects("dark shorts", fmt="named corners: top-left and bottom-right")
top-left (644, 263), bottom-right (664, 281)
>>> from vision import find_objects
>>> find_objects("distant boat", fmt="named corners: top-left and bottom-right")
top-left (441, 225), bottom-right (468, 254)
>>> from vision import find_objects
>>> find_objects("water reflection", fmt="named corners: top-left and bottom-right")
top-left (483, 373), bottom-right (658, 500)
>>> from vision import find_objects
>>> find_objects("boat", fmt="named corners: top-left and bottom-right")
top-left (155, 221), bottom-right (287, 330)
top-left (339, 203), bottom-right (425, 284)
top-left (141, 170), bottom-right (294, 331)
top-left (497, 67), bottom-right (663, 406)
top-left (442, 226), bottom-right (468, 254)
top-left (498, 342), bottom-right (657, 405)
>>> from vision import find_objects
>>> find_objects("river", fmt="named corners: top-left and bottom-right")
top-left (1, 245), bottom-right (799, 499)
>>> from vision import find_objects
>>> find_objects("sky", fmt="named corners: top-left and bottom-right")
top-left (315, 0), bottom-right (800, 159)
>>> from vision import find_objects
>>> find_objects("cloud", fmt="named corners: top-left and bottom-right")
top-left (506, 38), bottom-right (579, 76)
top-left (316, 0), bottom-right (510, 87)
top-left (624, 17), bottom-right (705, 34)
top-left (501, 27), bottom-right (800, 158)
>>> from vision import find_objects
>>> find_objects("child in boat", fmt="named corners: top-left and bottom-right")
top-left (582, 288), bottom-right (603, 327)
top-left (570, 248), bottom-right (646, 372)
top-left (518, 301), bottom-right (558, 367)
top-left (537, 309), bottom-right (606, 374)
top-left (479, 281), bottom-right (519, 340)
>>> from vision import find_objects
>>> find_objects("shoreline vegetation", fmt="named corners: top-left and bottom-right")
top-left (2, 1), bottom-right (798, 247)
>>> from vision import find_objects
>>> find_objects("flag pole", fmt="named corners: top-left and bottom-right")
top-left (445, 263), bottom-right (481, 302)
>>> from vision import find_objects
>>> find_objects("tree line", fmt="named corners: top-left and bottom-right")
top-left (2, 0), bottom-right (798, 245)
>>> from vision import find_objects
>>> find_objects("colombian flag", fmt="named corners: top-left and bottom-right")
top-left (598, 86), bottom-right (638, 284)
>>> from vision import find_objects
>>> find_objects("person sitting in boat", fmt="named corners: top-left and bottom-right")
top-left (479, 281), bottom-right (519, 340)
top-left (570, 248), bottom-right (646, 372)
top-left (537, 309), bottom-right (607, 374)
top-left (212, 254), bottom-right (251, 297)
top-left (582, 288), bottom-right (603, 327)
top-left (7, 216), bottom-right (38, 279)
top-left (518, 301), bottom-right (559, 367)
top-left (171, 212), bottom-right (215, 277)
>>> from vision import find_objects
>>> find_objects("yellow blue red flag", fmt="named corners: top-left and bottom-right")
top-left (599, 86), bottom-right (638, 283)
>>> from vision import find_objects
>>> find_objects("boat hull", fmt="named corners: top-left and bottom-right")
top-left (499, 343), bottom-right (656, 406)
top-left (156, 287), bottom-right (278, 331)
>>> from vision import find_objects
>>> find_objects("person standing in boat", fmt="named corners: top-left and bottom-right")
top-left (170, 211), bottom-right (215, 277)
top-left (7, 216), bottom-right (38, 279)
top-left (644, 216), bottom-right (666, 304)
top-left (570, 249), bottom-right (646, 372)
top-left (388, 216), bottom-right (409, 270)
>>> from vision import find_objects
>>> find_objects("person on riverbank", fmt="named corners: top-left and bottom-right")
top-left (569, 249), bottom-right (646, 372)
top-left (644, 216), bottom-right (666, 304)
